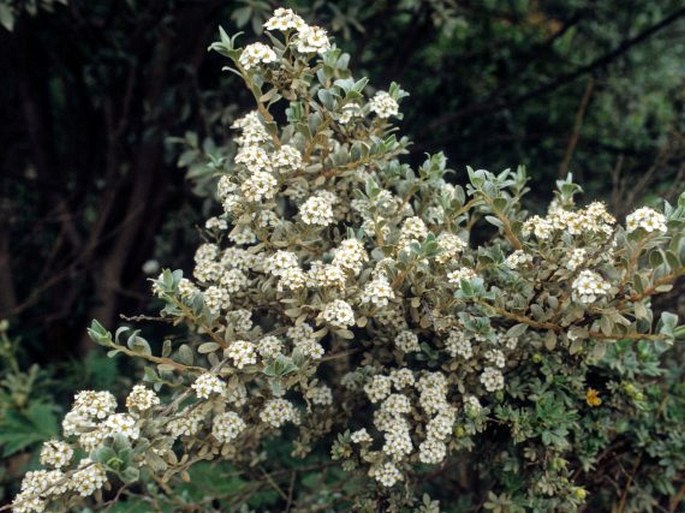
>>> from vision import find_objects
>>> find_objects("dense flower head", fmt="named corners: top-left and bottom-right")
top-left (572, 270), bottom-right (611, 304)
top-left (192, 373), bottom-right (226, 399)
top-left (239, 42), bottom-right (278, 70)
top-left (360, 273), bottom-right (395, 308)
top-left (447, 267), bottom-right (477, 286)
top-left (260, 398), bottom-right (300, 427)
top-left (294, 25), bottom-right (331, 54)
top-left (39, 440), bottom-right (73, 469)
top-left (321, 299), bottom-right (356, 329)
top-left (369, 91), bottom-right (400, 119)
top-left (395, 330), bottom-right (421, 352)
top-left (505, 249), bottom-right (533, 268)
top-left (104, 413), bottom-right (140, 440)
top-left (70, 459), bottom-right (107, 497)
top-left (264, 7), bottom-right (306, 32)
top-left (370, 461), bottom-right (403, 487)
top-left (126, 384), bottom-right (160, 413)
top-left (212, 411), bottom-right (247, 443)
top-left (626, 206), bottom-right (667, 234)
top-left (226, 340), bottom-right (258, 369)
top-left (300, 193), bottom-right (336, 226)
top-left (71, 391), bottom-right (117, 420)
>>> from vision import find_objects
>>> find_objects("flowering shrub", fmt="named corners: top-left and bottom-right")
top-left (11, 7), bottom-right (685, 513)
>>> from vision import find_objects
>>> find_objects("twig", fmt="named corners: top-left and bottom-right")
top-left (558, 77), bottom-right (594, 178)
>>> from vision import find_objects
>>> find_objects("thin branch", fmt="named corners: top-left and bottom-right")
top-left (558, 77), bottom-right (594, 178)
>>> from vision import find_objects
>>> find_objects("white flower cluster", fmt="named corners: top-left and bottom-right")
top-left (572, 270), bottom-right (611, 304)
top-left (258, 335), bottom-right (283, 359)
top-left (394, 330), bottom-right (421, 352)
top-left (239, 42), bottom-right (278, 70)
top-left (260, 398), bottom-right (300, 427)
top-left (447, 267), bottom-right (477, 286)
top-left (523, 202), bottom-right (616, 241)
top-left (287, 323), bottom-right (325, 359)
top-left (480, 366), bottom-right (505, 392)
top-left (436, 233), bottom-right (467, 264)
top-left (351, 428), bottom-right (373, 444)
top-left (300, 192), bottom-right (337, 226)
top-left (13, 458), bottom-right (109, 513)
top-left (264, 7), bottom-right (330, 54)
top-left (226, 340), bottom-right (258, 369)
top-left (369, 461), bottom-right (403, 487)
top-left (626, 206), bottom-right (667, 234)
top-left (295, 25), bottom-right (331, 54)
top-left (191, 373), bottom-right (226, 399)
top-left (445, 330), bottom-right (472, 359)
top-left (212, 411), bottom-right (247, 443)
top-left (398, 216), bottom-right (428, 249)
top-left (273, 144), bottom-right (303, 172)
top-left (71, 390), bottom-right (117, 420)
top-left (369, 91), bottom-right (400, 119)
top-left (360, 273), bottom-right (395, 308)
top-left (70, 459), bottom-right (108, 497)
top-left (565, 248), bottom-right (587, 271)
top-left (332, 238), bottom-right (368, 274)
top-left (39, 440), bottom-right (73, 469)
top-left (126, 384), bottom-right (160, 413)
top-left (416, 372), bottom-right (450, 415)
top-left (505, 249), bottom-right (533, 268)
top-left (321, 299), bottom-right (356, 329)
top-left (104, 413), bottom-right (140, 440)
top-left (306, 385), bottom-right (334, 406)
top-left (364, 375), bottom-right (392, 403)
top-left (167, 408), bottom-right (204, 438)
top-left (264, 7), bottom-right (306, 31)
top-left (419, 407), bottom-right (455, 464)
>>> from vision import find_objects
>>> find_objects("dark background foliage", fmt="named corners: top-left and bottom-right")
top-left (0, 0), bottom-right (683, 506)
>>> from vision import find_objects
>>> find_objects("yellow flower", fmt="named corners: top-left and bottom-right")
top-left (585, 388), bottom-right (602, 407)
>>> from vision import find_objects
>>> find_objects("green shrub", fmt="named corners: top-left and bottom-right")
top-left (11, 8), bottom-right (685, 513)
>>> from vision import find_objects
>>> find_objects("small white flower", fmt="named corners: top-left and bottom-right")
top-left (126, 385), bottom-right (160, 413)
top-left (626, 206), bottom-right (667, 234)
top-left (294, 25), bottom-right (331, 54)
top-left (480, 367), bottom-right (504, 392)
top-left (39, 440), bottom-right (73, 469)
top-left (192, 373), bottom-right (226, 399)
top-left (572, 270), bottom-right (611, 304)
top-left (321, 299), bottom-right (355, 329)
top-left (104, 413), bottom-right (140, 440)
top-left (447, 267), bottom-right (477, 286)
top-left (212, 411), bottom-right (246, 443)
top-left (226, 340), bottom-right (257, 369)
top-left (360, 273), bottom-right (395, 308)
top-left (394, 330), bottom-right (420, 352)
top-left (350, 428), bottom-right (373, 443)
top-left (264, 7), bottom-right (307, 31)
top-left (260, 398), bottom-right (300, 427)
top-left (364, 375), bottom-right (392, 403)
top-left (369, 91), bottom-right (399, 119)
top-left (370, 461), bottom-right (403, 487)
top-left (505, 249), bottom-right (533, 269)
top-left (239, 42), bottom-right (278, 70)
top-left (300, 194), bottom-right (336, 226)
